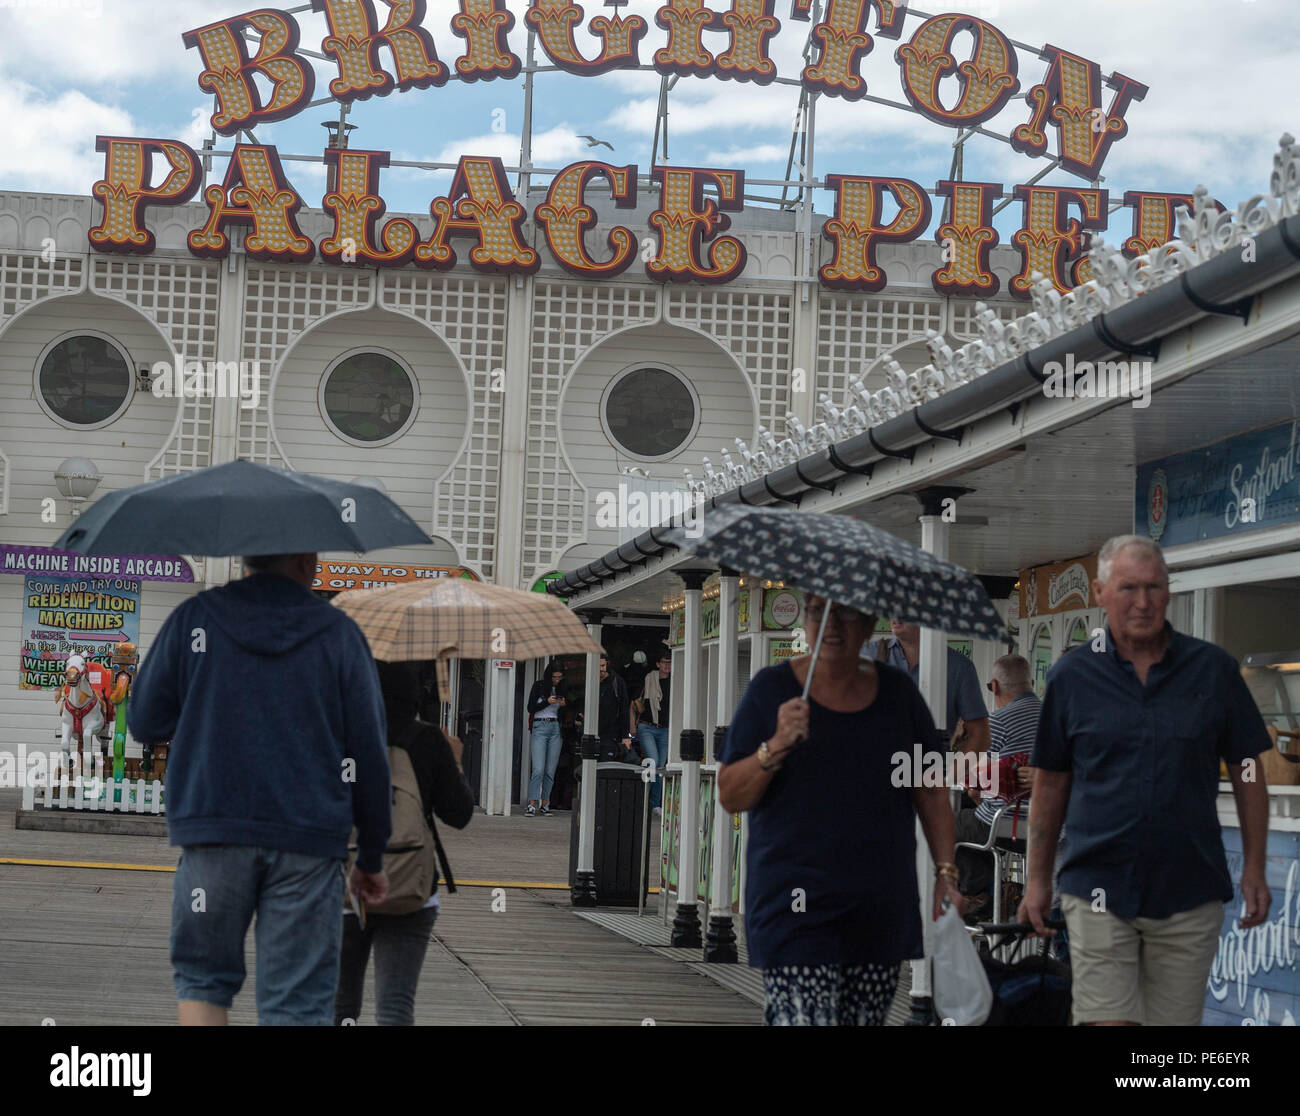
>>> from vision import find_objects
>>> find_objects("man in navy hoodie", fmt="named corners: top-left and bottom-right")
top-left (129, 552), bottom-right (392, 1026)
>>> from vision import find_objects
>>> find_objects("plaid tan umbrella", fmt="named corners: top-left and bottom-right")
top-left (332, 578), bottom-right (603, 698)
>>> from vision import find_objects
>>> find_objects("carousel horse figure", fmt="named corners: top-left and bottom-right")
top-left (56, 653), bottom-right (108, 776)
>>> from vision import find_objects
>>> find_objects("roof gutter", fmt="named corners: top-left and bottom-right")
top-left (550, 214), bottom-right (1300, 599)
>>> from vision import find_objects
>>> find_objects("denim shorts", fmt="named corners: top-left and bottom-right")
top-left (171, 844), bottom-right (345, 1025)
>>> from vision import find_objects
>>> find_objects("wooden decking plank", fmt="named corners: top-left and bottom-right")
top-left (0, 796), bottom-right (758, 1025)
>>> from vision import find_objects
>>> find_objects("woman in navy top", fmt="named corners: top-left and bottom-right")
top-left (718, 595), bottom-right (962, 1026)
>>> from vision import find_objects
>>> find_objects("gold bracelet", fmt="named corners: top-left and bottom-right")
top-left (934, 860), bottom-right (957, 875)
top-left (936, 865), bottom-right (959, 883)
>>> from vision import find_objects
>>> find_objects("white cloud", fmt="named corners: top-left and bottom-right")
top-left (427, 125), bottom-right (591, 170)
top-left (0, 0), bottom-right (219, 86)
top-left (704, 142), bottom-right (790, 165)
top-left (0, 80), bottom-right (132, 193)
top-left (607, 80), bottom-right (802, 137)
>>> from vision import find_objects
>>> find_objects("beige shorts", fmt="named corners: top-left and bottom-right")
top-left (1061, 893), bottom-right (1223, 1025)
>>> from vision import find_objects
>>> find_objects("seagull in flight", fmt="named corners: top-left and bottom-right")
top-left (578, 135), bottom-right (615, 151)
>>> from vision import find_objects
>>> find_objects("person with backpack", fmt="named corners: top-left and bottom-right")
top-left (335, 660), bottom-right (474, 1026)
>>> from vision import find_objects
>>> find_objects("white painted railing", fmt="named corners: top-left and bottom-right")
top-left (22, 776), bottom-right (165, 815)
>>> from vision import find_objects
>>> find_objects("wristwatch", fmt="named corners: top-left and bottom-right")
top-left (758, 740), bottom-right (782, 771)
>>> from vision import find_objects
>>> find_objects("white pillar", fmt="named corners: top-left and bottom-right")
top-left (908, 487), bottom-right (963, 1022)
top-left (485, 659), bottom-right (516, 816)
top-left (672, 571), bottom-right (707, 946)
top-left (706, 569), bottom-right (740, 961)
top-left (493, 277), bottom-right (534, 593)
top-left (1193, 587), bottom-right (1224, 644)
top-left (572, 612), bottom-right (606, 906)
top-left (747, 584), bottom-right (764, 680)
top-left (205, 251), bottom-right (246, 589)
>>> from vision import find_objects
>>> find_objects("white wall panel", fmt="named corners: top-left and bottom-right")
top-left (0, 292), bottom-right (179, 546)
top-left (557, 321), bottom-right (756, 567)
top-left (271, 307), bottom-right (470, 546)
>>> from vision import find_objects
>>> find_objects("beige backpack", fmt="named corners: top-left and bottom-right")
top-left (346, 723), bottom-right (444, 916)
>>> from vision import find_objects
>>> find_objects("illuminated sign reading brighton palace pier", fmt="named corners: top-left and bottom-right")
top-left (88, 1), bottom-right (1184, 298)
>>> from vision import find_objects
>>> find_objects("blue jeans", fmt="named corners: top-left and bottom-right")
top-left (637, 723), bottom-right (669, 810)
top-left (171, 844), bottom-right (344, 1025)
top-left (336, 905), bottom-right (438, 1026)
top-left (528, 719), bottom-right (563, 803)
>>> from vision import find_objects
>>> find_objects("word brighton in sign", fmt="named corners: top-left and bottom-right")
top-left (87, 2), bottom-right (1176, 298)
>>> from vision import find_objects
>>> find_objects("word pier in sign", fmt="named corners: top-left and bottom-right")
top-left (84, 1), bottom-right (1178, 300)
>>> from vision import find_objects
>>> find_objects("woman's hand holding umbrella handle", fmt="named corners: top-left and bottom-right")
top-left (772, 697), bottom-right (810, 757)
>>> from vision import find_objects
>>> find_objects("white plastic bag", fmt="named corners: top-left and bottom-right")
top-left (932, 903), bottom-right (993, 1026)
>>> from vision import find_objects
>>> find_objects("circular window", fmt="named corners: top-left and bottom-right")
top-left (601, 366), bottom-right (699, 460)
top-left (35, 332), bottom-right (133, 429)
top-left (319, 349), bottom-right (419, 446)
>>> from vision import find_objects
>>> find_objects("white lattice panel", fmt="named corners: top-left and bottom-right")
top-left (88, 257), bottom-right (221, 479)
top-left (816, 294), bottom-right (946, 403)
top-left (948, 298), bottom-right (1022, 341)
top-left (664, 288), bottom-right (793, 434)
top-left (0, 251), bottom-right (83, 326)
top-left (381, 273), bottom-right (507, 581)
top-left (240, 266), bottom-right (374, 469)
top-left (524, 281), bottom-right (658, 579)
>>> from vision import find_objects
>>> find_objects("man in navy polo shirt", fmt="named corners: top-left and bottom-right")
top-left (1020, 535), bottom-right (1272, 1026)
top-left (864, 620), bottom-right (989, 752)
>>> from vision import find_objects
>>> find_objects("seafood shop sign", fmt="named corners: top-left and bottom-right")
top-left (88, 1), bottom-right (1187, 298)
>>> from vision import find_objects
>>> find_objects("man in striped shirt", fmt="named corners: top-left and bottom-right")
top-left (955, 654), bottom-right (1040, 905)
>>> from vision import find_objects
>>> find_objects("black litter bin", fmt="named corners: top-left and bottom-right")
top-left (568, 762), bottom-right (652, 906)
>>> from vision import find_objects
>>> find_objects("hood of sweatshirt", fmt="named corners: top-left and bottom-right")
top-left (199, 572), bottom-right (350, 656)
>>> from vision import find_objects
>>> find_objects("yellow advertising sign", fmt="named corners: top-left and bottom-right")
top-left (1018, 553), bottom-right (1098, 619)
top-left (313, 562), bottom-right (478, 591)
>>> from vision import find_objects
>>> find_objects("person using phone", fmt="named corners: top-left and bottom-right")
top-left (525, 660), bottom-right (568, 816)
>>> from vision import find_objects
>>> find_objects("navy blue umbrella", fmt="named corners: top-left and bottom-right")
top-left (54, 460), bottom-right (431, 556)
top-left (664, 505), bottom-right (1005, 696)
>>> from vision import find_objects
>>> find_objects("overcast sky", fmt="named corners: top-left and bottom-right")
top-left (2, 0), bottom-right (1298, 240)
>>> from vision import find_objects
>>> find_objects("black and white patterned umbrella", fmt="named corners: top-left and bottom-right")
top-left (664, 505), bottom-right (1004, 639)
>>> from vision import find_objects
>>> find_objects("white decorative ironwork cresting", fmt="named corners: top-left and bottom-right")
top-left (684, 133), bottom-right (1300, 501)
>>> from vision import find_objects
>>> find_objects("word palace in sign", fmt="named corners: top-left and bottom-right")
top-left (87, 1), bottom-right (1183, 298)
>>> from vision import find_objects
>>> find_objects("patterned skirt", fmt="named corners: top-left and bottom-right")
top-left (762, 962), bottom-right (901, 1026)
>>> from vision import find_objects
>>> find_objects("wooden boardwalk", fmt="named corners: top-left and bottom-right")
top-left (0, 790), bottom-right (759, 1026)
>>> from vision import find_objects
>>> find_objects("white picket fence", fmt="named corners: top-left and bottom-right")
top-left (22, 776), bottom-right (165, 814)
